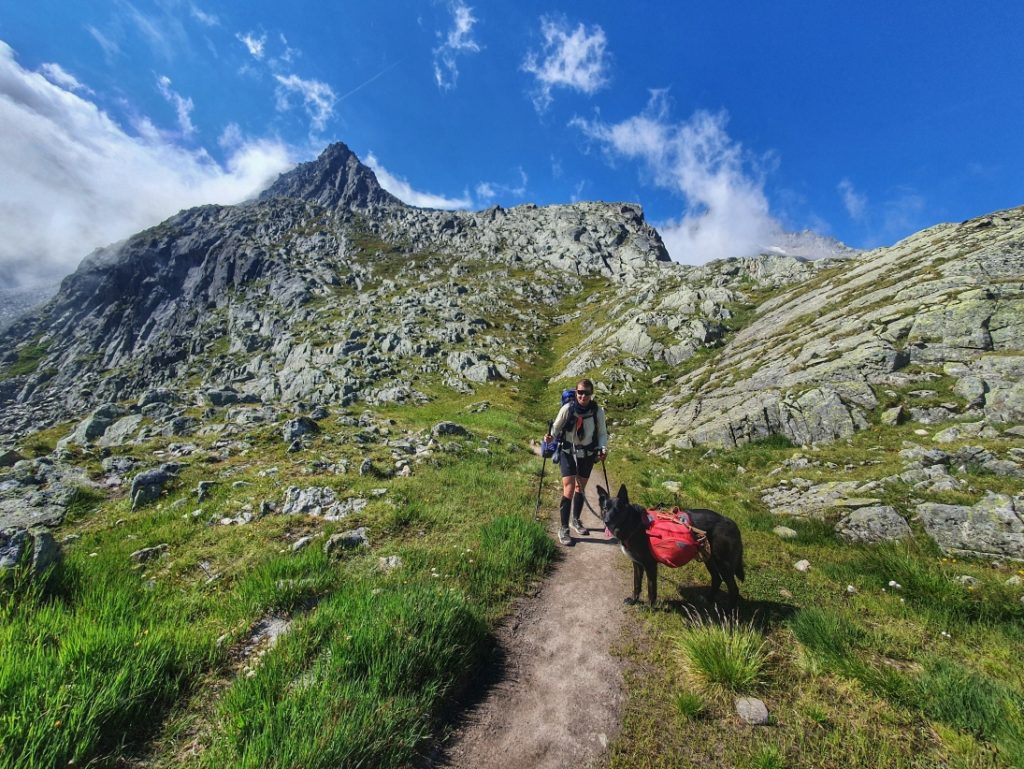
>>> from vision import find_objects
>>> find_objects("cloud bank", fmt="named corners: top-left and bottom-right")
top-left (573, 93), bottom-right (781, 264)
top-left (0, 41), bottom-right (295, 288)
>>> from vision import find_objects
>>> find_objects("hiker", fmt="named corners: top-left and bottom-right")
top-left (544, 378), bottom-right (608, 546)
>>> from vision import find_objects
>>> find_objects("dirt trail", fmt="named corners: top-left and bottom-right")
top-left (434, 469), bottom-right (630, 769)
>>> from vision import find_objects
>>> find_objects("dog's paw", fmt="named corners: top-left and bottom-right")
top-left (623, 596), bottom-right (639, 606)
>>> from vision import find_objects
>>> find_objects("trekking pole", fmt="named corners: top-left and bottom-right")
top-left (534, 454), bottom-right (547, 517)
top-left (536, 423), bottom-right (556, 517)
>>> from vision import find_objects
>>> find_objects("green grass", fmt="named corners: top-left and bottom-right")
top-left (1, 340), bottom-right (49, 379)
top-left (673, 690), bottom-right (706, 721)
top-left (0, 554), bottom-right (218, 769)
top-left (6, 258), bottom-right (1024, 769)
top-left (201, 580), bottom-right (488, 769)
top-left (677, 611), bottom-right (769, 693)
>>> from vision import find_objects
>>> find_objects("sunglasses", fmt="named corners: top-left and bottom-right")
top-left (576, 390), bottom-right (592, 396)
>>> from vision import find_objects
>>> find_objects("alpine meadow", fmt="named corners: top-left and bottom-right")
top-left (2, 144), bottom-right (1023, 769)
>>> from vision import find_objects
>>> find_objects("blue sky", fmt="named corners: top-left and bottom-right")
top-left (2, 1), bottom-right (1022, 287)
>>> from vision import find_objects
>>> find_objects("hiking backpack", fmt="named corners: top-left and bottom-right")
top-left (541, 389), bottom-right (600, 460)
top-left (645, 508), bottom-right (710, 568)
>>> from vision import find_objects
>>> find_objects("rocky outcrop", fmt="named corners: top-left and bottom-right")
top-left (0, 143), bottom-right (671, 439)
top-left (916, 493), bottom-right (1024, 561)
top-left (654, 207), bottom-right (1024, 448)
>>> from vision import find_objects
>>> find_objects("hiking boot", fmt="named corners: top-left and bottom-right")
top-left (570, 516), bottom-right (589, 536)
top-left (557, 527), bottom-right (573, 546)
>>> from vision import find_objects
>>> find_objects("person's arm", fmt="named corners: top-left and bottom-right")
top-left (546, 403), bottom-right (571, 440)
top-left (596, 407), bottom-right (609, 457)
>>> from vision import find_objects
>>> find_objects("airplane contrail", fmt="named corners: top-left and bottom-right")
top-left (339, 59), bottom-right (403, 101)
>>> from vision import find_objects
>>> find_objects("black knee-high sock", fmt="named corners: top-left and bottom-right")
top-left (571, 492), bottom-right (584, 521)
top-left (559, 496), bottom-right (571, 528)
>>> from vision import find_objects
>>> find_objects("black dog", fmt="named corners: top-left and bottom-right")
top-left (597, 484), bottom-right (745, 609)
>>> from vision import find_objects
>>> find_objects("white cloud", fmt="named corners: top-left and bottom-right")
top-left (218, 122), bottom-right (243, 149)
top-left (433, 1), bottom-right (481, 90)
top-left (522, 17), bottom-right (609, 111)
top-left (838, 178), bottom-right (866, 221)
top-left (39, 63), bottom-right (91, 94)
top-left (365, 152), bottom-right (471, 210)
top-left (273, 74), bottom-right (336, 132)
top-left (156, 74), bottom-right (195, 136)
top-left (86, 24), bottom-right (121, 59)
top-left (474, 167), bottom-right (528, 202)
top-left (237, 31), bottom-right (266, 59)
top-left (0, 41), bottom-right (295, 288)
top-left (190, 4), bottom-right (219, 26)
top-left (573, 92), bottom-right (781, 264)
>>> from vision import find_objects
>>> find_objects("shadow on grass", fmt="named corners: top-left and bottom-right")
top-left (664, 586), bottom-right (798, 630)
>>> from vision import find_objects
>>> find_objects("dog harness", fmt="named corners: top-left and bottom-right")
top-left (644, 508), bottom-right (710, 568)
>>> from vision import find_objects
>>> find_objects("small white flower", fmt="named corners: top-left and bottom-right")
top-left (888, 580), bottom-right (902, 590)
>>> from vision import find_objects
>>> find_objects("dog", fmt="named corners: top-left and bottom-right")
top-left (597, 484), bottom-right (745, 609)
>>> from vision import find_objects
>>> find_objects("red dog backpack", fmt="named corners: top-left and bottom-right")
top-left (645, 508), bottom-right (708, 568)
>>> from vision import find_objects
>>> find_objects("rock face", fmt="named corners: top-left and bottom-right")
top-left (0, 142), bottom-right (671, 439)
top-left (653, 207), bottom-right (1024, 448)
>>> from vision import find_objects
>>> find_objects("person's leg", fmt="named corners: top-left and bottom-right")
top-left (570, 455), bottom-right (595, 535)
top-left (570, 480), bottom-right (588, 535)
top-left (557, 455), bottom-right (575, 545)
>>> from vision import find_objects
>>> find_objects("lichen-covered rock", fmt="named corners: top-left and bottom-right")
top-left (653, 208), bottom-right (1024, 449)
top-left (282, 416), bottom-right (319, 443)
top-left (835, 506), bottom-right (912, 544)
top-left (280, 486), bottom-right (366, 520)
top-left (324, 527), bottom-right (369, 557)
top-left (761, 480), bottom-right (879, 518)
top-left (130, 466), bottom-right (178, 510)
top-left (916, 493), bottom-right (1024, 561)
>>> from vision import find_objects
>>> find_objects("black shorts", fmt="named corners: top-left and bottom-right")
top-left (559, 450), bottom-right (596, 479)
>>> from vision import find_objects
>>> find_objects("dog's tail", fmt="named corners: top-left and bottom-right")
top-left (736, 538), bottom-right (746, 582)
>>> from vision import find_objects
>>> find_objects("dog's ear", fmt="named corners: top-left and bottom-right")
top-left (596, 485), bottom-right (609, 501)
top-left (616, 484), bottom-right (629, 503)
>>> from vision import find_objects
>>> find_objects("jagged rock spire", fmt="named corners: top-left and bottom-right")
top-left (259, 142), bottom-right (403, 210)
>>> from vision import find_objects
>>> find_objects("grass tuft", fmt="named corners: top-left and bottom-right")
top-left (673, 690), bottom-right (706, 721)
top-left (748, 743), bottom-right (786, 769)
top-left (677, 609), bottom-right (769, 694)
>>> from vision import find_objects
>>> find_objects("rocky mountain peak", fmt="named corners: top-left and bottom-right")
top-left (259, 141), bottom-right (402, 210)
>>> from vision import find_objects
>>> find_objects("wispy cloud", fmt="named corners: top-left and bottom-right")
top-left (123, 2), bottom-right (185, 61)
top-left (237, 31), bottom-right (266, 59)
top-left (881, 188), bottom-right (926, 243)
top-left (273, 74), bottom-right (336, 132)
top-left (573, 91), bottom-right (781, 264)
top-left (838, 178), bottom-right (866, 221)
top-left (433, 1), bottom-right (481, 90)
top-left (366, 152), bottom-right (471, 210)
top-left (190, 4), bottom-right (219, 27)
top-left (522, 17), bottom-right (609, 111)
top-left (838, 178), bottom-right (927, 247)
top-left (474, 167), bottom-right (528, 202)
top-left (86, 24), bottom-right (121, 59)
top-left (39, 62), bottom-right (91, 94)
top-left (0, 41), bottom-right (294, 288)
top-left (156, 74), bottom-right (195, 136)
